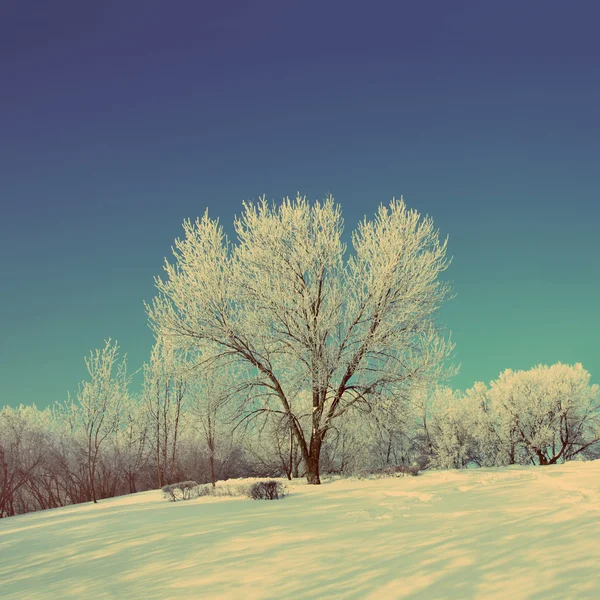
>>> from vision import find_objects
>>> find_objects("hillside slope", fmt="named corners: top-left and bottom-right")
top-left (2, 462), bottom-right (600, 599)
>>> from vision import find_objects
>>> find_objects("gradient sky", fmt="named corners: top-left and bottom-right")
top-left (1, 1), bottom-right (599, 408)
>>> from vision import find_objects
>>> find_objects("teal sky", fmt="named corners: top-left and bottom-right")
top-left (1, 1), bottom-right (599, 408)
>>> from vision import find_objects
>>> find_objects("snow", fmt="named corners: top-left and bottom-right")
top-left (2, 462), bottom-right (600, 599)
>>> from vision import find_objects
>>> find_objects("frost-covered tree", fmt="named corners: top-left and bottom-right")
top-left (186, 360), bottom-right (247, 487)
top-left (464, 381), bottom-right (527, 466)
top-left (67, 339), bottom-right (128, 503)
top-left (142, 339), bottom-right (187, 487)
top-left (48, 403), bottom-right (93, 506)
top-left (485, 363), bottom-right (600, 465)
top-left (147, 194), bottom-right (454, 484)
top-left (320, 387), bottom-right (421, 475)
top-left (319, 407), bottom-right (371, 475)
top-left (367, 387), bottom-right (421, 469)
top-left (115, 393), bottom-right (149, 494)
top-left (420, 386), bottom-right (479, 469)
top-left (0, 405), bottom-right (48, 517)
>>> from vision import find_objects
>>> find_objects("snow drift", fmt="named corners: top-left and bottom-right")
top-left (2, 461), bottom-right (600, 599)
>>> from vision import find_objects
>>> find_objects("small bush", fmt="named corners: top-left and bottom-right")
top-left (195, 484), bottom-right (213, 497)
top-left (379, 465), bottom-right (420, 477)
top-left (247, 480), bottom-right (287, 500)
top-left (214, 483), bottom-right (247, 497)
top-left (181, 480), bottom-right (200, 498)
top-left (162, 484), bottom-right (177, 502)
top-left (161, 480), bottom-right (199, 502)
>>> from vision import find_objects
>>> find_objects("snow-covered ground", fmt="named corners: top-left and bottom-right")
top-left (2, 462), bottom-right (600, 599)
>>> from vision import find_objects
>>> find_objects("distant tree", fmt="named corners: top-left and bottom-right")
top-left (0, 406), bottom-right (47, 517)
top-left (367, 388), bottom-right (419, 469)
top-left (186, 359), bottom-right (246, 487)
top-left (116, 393), bottom-right (149, 494)
top-left (67, 339), bottom-right (128, 503)
top-left (142, 340), bottom-right (187, 488)
top-left (420, 386), bottom-right (479, 469)
top-left (244, 408), bottom-right (308, 480)
top-left (147, 194), bottom-right (454, 484)
top-left (483, 363), bottom-right (600, 465)
top-left (319, 406), bottom-right (372, 475)
top-left (464, 381), bottom-right (527, 466)
top-left (49, 404), bottom-right (94, 506)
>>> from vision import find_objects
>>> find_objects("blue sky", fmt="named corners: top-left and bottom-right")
top-left (1, 1), bottom-right (599, 407)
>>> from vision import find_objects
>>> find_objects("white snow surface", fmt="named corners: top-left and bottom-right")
top-left (2, 462), bottom-right (600, 599)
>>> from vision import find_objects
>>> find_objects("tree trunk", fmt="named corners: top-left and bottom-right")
top-left (209, 449), bottom-right (216, 488)
top-left (306, 434), bottom-right (323, 484)
top-left (128, 472), bottom-right (137, 494)
top-left (208, 414), bottom-right (216, 488)
top-left (89, 460), bottom-right (98, 503)
top-left (156, 417), bottom-right (162, 488)
top-left (508, 444), bottom-right (515, 465)
top-left (170, 381), bottom-right (183, 482)
top-left (287, 427), bottom-right (294, 480)
top-left (292, 442), bottom-right (301, 479)
top-left (306, 457), bottom-right (320, 484)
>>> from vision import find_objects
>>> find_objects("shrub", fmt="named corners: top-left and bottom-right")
top-left (378, 465), bottom-right (420, 477)
top-left (401, 465), bottom-right (420, 476)
top-left (161, 480), bottom-right (199, 502)
top-left (247, 480), bottom-right (287, 500)
top-left (213, 483), bottom-right (247, 497)
top-left (161, 484), bottom-right (177, 502)
top-left (352, 469), bottom-right (372, 480)
top-left (195, 484), bottom-right (213, 497)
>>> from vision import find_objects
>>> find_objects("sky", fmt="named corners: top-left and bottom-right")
top-left (1, 1), bottom-right (599, 408)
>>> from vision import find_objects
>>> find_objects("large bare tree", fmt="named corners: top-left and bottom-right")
top-left (147, 194), bottom-right (453, 483)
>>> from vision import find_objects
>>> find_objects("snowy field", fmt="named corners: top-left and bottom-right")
top-left (2, 462), bottom-right (600, 599)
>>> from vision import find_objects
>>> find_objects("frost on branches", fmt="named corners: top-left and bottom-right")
top-left (477, 363), bottom-right (600, 466)
top-left (419, 364), bottom-right (600, 469)
top-left (147, 194), bottom-right (454, 484)
top-left (142, 339), bottom-right (187, 489)
top-left (65, 339), bottom-right (129, 503)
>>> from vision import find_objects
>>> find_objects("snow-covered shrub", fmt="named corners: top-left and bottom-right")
top-left (212, 483), bottom-right (249, 497)
top-left (247, 480), bottom-right (287, 500)
top-left (378, 464), bottom-right (420, 477)
top-left (193, 484), bottom-right (213, 497)
top-left (161, 485), bottom-right (175, 502)
top-left (161, 480), bottom-right (199, 501)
